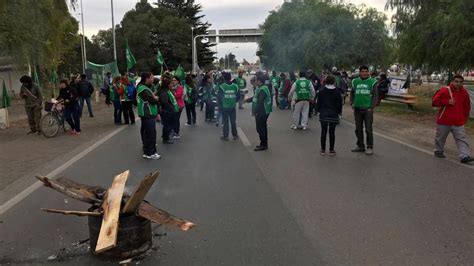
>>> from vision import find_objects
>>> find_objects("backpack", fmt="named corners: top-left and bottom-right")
top-left (126, 83), bottom-right (136, 100)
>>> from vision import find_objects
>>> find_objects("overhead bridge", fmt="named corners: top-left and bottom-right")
top-left (205, 29), bottom-right (264, 43)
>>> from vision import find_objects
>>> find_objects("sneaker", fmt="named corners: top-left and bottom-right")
top-left (302, 126), bottom-right (307, 130)
top-left (150, 153), bottom-right (161, 160)
top-left (254, 145), bottom-right (268, 151)
top-left (232, 135), bottom-right (239, 140)
top-left (290, 125), bottom-right (297, 130)
top-left (142, 154), bottom-right (149, 158)
top-left (172, 134), bottom-right (181, 139)
top-left (220, 136), bottom-right (229, 141)
top-left (365, 148), bottom-right (374, 155)
top-left (351, 147), bottom-right (365, 152)
top-left (320, 150), bottom-right (326, 156)
top-left (185, 123), bottom-right (191, 126)
top-left (330, 150), bottom-right (336, 156)
top-left (434, 152), bottom-right (446, 158)
top-left (460, 156), bottom-right (474, 164)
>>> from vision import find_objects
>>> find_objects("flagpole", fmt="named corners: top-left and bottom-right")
top-left (111, 0), bottom-right (117, 61)
top-left (80, 0), bottom-right (86, 73)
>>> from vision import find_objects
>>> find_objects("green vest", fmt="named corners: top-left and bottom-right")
top-left (270, 76), bottom-right (280, 89)
top-left (252, 85), bottom-right (272, 115)
top-left (184, 84), bottom-right (194, 104)
top-left (352, 77), bottom-right (376, 108)
top-left (295, 79), bottom-right (311, 100)
top-left (234, 77), bottom-right (247, 91)
top-left (166, 90), bottom-right (179, 112)
top-left (136, 85), bottom-right (158, 117)
top-left (220, 83), bottom-right (238, 109)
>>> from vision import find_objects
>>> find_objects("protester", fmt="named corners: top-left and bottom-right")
top-left (278, 73), bottom-right (291, 109)
top-left (289, 70), bottom-right (315, 130)
top-left (76, 74), bottom-right (94, 118)
top-left (171, 76), bottom-right (185, 139)
top-left (102, 72), bottom-right (112, 105)
top-left (245, 71), bottom-right (272, 151)
top-left (432, 74), bottom-right (473, 164)
top-left (136, 72), bottom-right (161, 160)
top-left (315, 75), bottom-right (342, 156)
top-left (121, 76), bottom-right (136, 125)
top-left (19, 75), bottom-right (42, 135)
top-left (233, 70), bottom-right (248, 109)
top-left (158, 74), bottom-right (179, 144)
top-left (350, 65), bottom-right (378, 155)
top-left (375, 73), bottom-right (390, 106)
top-left (111, 76), bottom-right (123, 125)
top-left (201, 74), bottom-right (215, 121)
top-left (218, 72), bottom-right (240, 141)
top-left (184, 74), bottom-right (197, 126)
top-left (269, 71), bottom-right (280, 108)
top-left (57, 79), bottom-right (81, 135)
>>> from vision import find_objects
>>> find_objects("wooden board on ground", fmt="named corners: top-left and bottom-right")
top-left (41, 208), bottom-right (101, 217)
top-left (138, 201), bottom-right (195, 231)
top-left (36, 176), bottom-right (101, 204)
top-left (122, 171), bottom-right (160, 214)
top-left (95, 170), bottom-right (129, 253)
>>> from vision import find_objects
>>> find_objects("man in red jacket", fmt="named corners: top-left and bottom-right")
top-left (432, 74), bottom-right (473, 164)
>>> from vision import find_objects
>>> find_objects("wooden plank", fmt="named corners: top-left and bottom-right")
top-left (137, 201), bottom-right (195, 231)
top-left (41, 208), bottom-right (101, 217)
top-left (36, 176), bottom-right (101, 204)
top-left (95, 170), bottom-right (129, 253)
top-left (122, 171), bottom-right (160, 214)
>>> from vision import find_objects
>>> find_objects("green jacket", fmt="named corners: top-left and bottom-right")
top-left (20, 84), bottom-right (43, 108)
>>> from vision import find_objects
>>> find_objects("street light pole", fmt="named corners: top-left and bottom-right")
top-left (191, 26), bottom-right (194, 72)
top-left (80, 0), bottom-right (86, 73)
top-left (111, 0), bottom-right (117, 61)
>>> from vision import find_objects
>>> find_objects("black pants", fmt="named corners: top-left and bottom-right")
top-left (122, 101), bottom-right (135, 124)
top-left (354, 109), bottom-right (374, 148)
top-left (173, 108), bottom-right (183, 135)
top-left (320, 121), bottom-right (336, 151)
top-left (255, 114), bottom-right (269, 147)
top-left (64, 103), bottom-right (81, 132)
top-left (140, 116), bottom-right (157, 156)
top-left (205, 100), bottom-right (214, 121)
top-left (222, 108), bottom-right (237, 138)
top-left (185, 102), bottom-right (196, 124)
top-left (161, 112), bottom-right (174, 141)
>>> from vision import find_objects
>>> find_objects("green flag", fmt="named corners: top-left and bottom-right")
top-left (33, 65), bottom-right (40, 86)
top-left (156, 49), bottom-right (165, 65)
top-left (1, 80), bottom-right (11, 108)
top-left (174, 64), bottom-right (185, 81)
top-left (125, 40), bottom-right (137, 70)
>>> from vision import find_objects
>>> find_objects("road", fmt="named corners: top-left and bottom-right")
top-left (0, 83), bottom-right (473, 265)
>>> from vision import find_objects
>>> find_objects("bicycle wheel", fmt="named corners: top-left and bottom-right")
top-left (40, 113), bottom-right (60, 138)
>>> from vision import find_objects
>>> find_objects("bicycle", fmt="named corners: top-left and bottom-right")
top-left (40, 99), bottom-right (71, 138)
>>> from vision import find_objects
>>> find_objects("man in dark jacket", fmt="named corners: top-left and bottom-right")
top-left (158, 74), bottom-right (179, 144)
top-left (19, 75), bottom-right (43, 134)
top-left (76, 74), bottom-right (94, 117)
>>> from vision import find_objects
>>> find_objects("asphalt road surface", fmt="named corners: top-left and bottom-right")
top-left (0, 84), bottom-right (473, 265)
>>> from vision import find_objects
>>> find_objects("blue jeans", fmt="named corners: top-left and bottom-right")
top-left (79, 96), bottom-right (93, 117)
top-left (222, 108), bottom-right (237, 138)
top-left (113, 100), bottom-right (122, 124)
top-left (64, 103), bottom-right (81, 132)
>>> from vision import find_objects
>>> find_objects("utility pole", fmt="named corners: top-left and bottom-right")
top-left (80, 0), bottom-right (86, 73)
top-left (111, 0), bottom-right (117, 61)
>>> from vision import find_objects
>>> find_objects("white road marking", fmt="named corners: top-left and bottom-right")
top-left (237, 127), bottom-right (252, 147)
top-left (341, 120), bottom-right (474, 170)
top-left (0, 126), bottom-right (128, 216)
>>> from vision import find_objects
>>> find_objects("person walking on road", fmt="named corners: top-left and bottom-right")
top-left (171, 76), bottom-right (185, 139)
top-left (121, 76), bottom-right (136, 125)
top-left (270, 71), bottom-right (281, 109)
top-left (233, 70), bottom-right (248, 109)
top-left (111, 76), bottom-right (124, 125)
top-left (184, 74), bottom-right (197, 126)
top-left (159, 74), bottom-right (179, 144)
top-left (76, 74), bottom-right (94, 118)
top-left (19, 75), bottom-right (43, 135)
top-left (289, 70), bottom-right (315, 130)
top-left (245, 71), bottom-right (272, 151)
top-left (350, 65), bottom-right (378, 155)
top-left (57, 79), bottom-right (81, 135)
top-left (315, 75), bottom-right (342, 156)
top-left (102, 72), bottom-right (112, 105)
top-left (432, 74), bottom-right (473, 164)
top-left (136, 72), bottom-right (161, 160)
top-left (218, 72), bottom-right (240, 141)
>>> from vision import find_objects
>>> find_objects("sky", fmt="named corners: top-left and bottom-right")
top-left (71, 0), bottom-right (393, 63)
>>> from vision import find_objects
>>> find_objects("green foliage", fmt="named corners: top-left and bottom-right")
top-left (387, 0), bottom-right (474, 71)
top-left (258, 0), bottom-right (391, 71)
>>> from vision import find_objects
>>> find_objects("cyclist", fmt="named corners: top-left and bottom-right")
top-left (57, 79), bottom-right (81, 135)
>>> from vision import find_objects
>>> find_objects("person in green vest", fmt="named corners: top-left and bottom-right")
top-left (288, 70), bottom-right (316, 130)
top-left (136, 72), bottom-right (161, 160)
top-left (218, 72), bottom-right (240, 141)
top-left (232, 70), bottom-right (248, 109)
top-left (245, 71), bottom-right (272, 151)
top-left (270, 70), bottom-right (281, 108)
top-left (19, 75), bottom-right (43, 134)
top-left (158, 73), bottom-right (179, 144)
top-left (350, 65), bottom-right (378, 155)
top-left (184, 74), bottom-right (197, 126)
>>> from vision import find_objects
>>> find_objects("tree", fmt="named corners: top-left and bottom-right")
top-left (258, 0), bottom-right (391, 71)
top-left (386, 0), bottom-right (474, 72)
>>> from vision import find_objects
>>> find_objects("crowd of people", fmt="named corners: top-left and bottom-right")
top-left (17, 65), bottom-right (473, 164)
